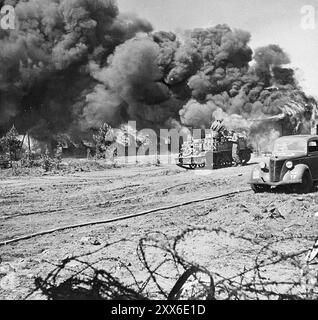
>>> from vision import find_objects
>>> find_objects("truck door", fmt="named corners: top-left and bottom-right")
top-left (307, 139), bottom-right (318, 180)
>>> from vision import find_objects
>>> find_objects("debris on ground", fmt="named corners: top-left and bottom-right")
top-left (80, 237), bottom-right (101, 246)
top-left (306, 239), bottom-right (318, 263)
top-left (268, 207), bottom-right (285, 219)
top-left (262, 204), bottom-right (286, 219)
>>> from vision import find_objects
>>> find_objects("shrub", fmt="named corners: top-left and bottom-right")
top-left (0, 126), bottom-right (21, 163)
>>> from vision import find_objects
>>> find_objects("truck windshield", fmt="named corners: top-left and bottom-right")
top-left (273, 139), bottom-right (307, 156)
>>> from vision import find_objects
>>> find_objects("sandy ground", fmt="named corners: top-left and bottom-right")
top-left (0, 156), bottom-right (317, 300)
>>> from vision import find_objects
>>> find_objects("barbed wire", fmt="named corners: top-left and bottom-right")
top-left (27, 227), bottom-right (317, 300)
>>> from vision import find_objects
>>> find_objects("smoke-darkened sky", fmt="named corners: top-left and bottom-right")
top-left (118, 0), bottom-right (318, 96)
top-left (0, 0), bottom-right (316, 151)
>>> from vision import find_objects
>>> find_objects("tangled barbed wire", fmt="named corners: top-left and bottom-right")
top-left (28, 228), bottom-right (317, 300)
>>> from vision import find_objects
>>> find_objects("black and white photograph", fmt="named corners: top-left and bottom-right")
top-left (0, 0), bottom-right (317, 304)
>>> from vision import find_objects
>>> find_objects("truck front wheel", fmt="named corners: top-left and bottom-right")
top-left (292, 171), bottom-right (313, 194)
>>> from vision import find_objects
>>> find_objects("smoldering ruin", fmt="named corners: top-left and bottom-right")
top-left (0, 0), bottom-right (317, 154)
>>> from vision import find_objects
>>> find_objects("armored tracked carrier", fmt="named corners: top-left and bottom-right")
top-left (176, 124), bottom-right (252, 169)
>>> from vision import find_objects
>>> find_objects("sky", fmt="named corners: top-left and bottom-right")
top-left (118, 0), bottom-right (318, 97)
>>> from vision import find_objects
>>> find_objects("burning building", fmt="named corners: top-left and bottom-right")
top-left (0, 0), bottom-right (316, 153)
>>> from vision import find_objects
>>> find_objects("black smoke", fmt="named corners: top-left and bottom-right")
top-left (0, 0), bottom-right (316, 151)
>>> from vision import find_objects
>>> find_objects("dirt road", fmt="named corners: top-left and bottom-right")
top-left (0, 162), bottom-right (317, 299)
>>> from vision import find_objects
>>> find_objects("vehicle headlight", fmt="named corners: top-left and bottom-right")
top-left (259, 162), bottom-right (266, 170)
top-left (286, 161), bottom-right (293, 169)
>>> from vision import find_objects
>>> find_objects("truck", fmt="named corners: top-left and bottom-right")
top-left (249, 135), bottom-right (318, 193)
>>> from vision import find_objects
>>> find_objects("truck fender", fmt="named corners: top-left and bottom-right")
top-left (250, 164), bottom-right (263, 181)
top-left (286, 164), bottom-right (312, 181)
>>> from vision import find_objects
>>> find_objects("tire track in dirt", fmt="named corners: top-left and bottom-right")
top-left (0, 166), bottom-right (252, 243)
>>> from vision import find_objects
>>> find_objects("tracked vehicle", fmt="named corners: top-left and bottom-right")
top-left (176, 133), bottom-right (252, 170)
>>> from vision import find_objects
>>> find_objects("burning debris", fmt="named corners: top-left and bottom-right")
top-left (0, 0), bottom-right (316, 153)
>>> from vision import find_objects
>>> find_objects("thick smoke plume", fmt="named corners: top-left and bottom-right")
top-left (0, 0), bottom-right (316, 151)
